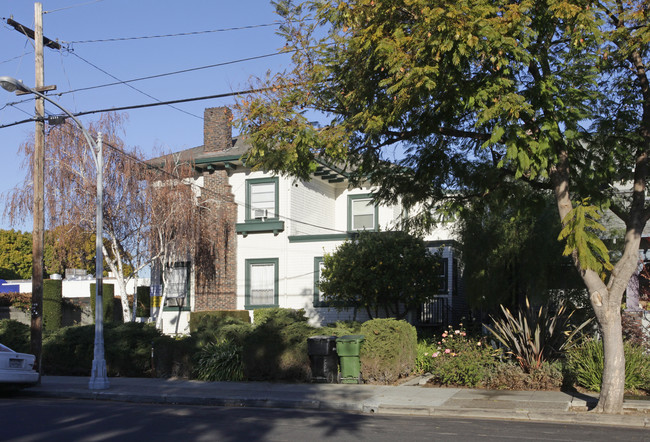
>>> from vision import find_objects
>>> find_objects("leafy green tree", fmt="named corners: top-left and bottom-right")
top-left (319, 231), bottom-right (442, 319)
top-left (456, 182), bottom-right (582, 311)
top-left (0, 229), bottom-right (32, 280)
top-left (237, 0), bottom-right (650, 413)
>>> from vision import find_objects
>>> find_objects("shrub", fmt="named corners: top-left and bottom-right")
top-left (320, 320), bottom-right (362, 338)
top-left (359, 318), bottom-right (417, 384)
top-left (0, 319), bottom-right (30, 353)
top-left (152, 334), bottom-right (196, 379)
top-left (43, 279), bottom-right (62, 332)
top-left (252, 308), bottom-right (307, 326)
top-left (242, 319), bottom-right (315, 381)
top-left (42, 322), bottom-right (183, 377)
top-left (419, 326), bottom-right (499, 387)
top-left (195, 340), bottom-right (244, 381)
top-left (567, 339), bottom-right (650, 393)
top-left (484, 361), bottom-right (564, 390)
top-left (0, 292), bottom-right (31, 310)
top-left (135, 286), bottom-right (151, 317)
top-left (89, 284), bottom-right (117, 323)
top-left (189, 310), bottom-right (251, 334)
top-left (484, 298), bottom-right (591, 372)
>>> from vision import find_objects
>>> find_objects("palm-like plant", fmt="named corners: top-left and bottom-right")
top-left (484, 298), bottom-right (592, 372)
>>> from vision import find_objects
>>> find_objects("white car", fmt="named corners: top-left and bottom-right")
top-left (0, 343), bottom-right (39, 386)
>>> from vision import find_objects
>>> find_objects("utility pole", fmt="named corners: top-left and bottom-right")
top-left (32, 1), bottom-right (45, 379)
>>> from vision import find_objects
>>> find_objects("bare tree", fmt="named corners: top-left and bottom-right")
top-left (5, 113), bottom-right (150, 322)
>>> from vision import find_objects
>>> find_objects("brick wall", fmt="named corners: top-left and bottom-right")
top-left (193, 107), bottom-right (238, 311)
top-left (203, 107), bottom-right (233, 153)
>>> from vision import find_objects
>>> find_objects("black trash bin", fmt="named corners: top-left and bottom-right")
top-left (307, 335), bottom-right (338, 383)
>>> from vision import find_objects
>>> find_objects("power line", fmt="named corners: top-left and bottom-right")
top-left (63, 22), bottom-right (282, 44)
top-left (0, 84), bottom-right (275, 129)
top-left (70, 51), bottom-right (203, 120)
top-left (55, 51), bottom-right (286, 96)
top-left (44, 0), bottom-right (105, 14)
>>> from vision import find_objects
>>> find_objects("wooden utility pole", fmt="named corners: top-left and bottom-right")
top-left (31, 1), bottom-right (45, 378)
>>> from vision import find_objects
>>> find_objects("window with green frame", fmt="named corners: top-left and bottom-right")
top-left (245, 258), bottom-right (279, 309)
top-left (347, 194), bottom-right (378, 231)
top-left (246, 177), bottom-right (279, 220)
top-left (313, 257), bottom-right (328, 307)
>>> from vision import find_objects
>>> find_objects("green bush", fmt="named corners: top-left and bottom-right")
top-left (484, 361), bottom-right (564, 390)
top-left (567, 339), bottom-right (650, 393)
top-left (320, 320), bottom-right (362, 337)
top-left (484, 298), bottom-right (591, 372)
top-left (135, 286), bottom-right (151, 317)
top-left (189, 310), bottom-right (251, 334)
top-left (0, 319), bottom-right (30, 353)
top-left (43, 279), bottom-right (62, 332)
top-left (151, 334), bottom-right (196, 379)
top-left (89, 283), bottom-right (117, 323)
top-left (42, 322), bottom-right (184, 377)
top-left (242, 319), bottom-right (315, 381)
top-left (359, 318), bottom-right (417, 384)
top-left (253, 308), bottom-right (307, 326)
top-left (417, 326), bottom-right (499, 387)
top-left (195, 340), bottom-right (244, 381)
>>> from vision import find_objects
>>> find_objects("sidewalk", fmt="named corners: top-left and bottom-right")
top-left (21, 375), bottom-right (650, 428)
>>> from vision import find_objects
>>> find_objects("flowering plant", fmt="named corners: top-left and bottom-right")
top-left (415, 325), bottom-right (499, 387)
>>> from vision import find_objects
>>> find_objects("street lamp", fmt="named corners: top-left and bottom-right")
top-left (0, 76), bottom-right (109, 390)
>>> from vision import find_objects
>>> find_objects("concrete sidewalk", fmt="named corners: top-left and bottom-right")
top-left (20, 376), bottom-right (650, 428)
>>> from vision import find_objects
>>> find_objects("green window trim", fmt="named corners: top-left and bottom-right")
top-left (347, 193), bottom-right (379, 232)
top-left (162, 261), bottom-right (191, 312)
top-left (313, 257), bottom-right (329, 307)
top-left (438, 257), bottom-right (449, 294)
top-left (245, 176), bottom-right (279, 221)
top-left (236, 220), bottom-right (285, 237)
top-left (245, 258), bottom-right (279, 309)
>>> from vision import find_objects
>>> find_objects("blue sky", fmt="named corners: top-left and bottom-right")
top-left (0, 0), bottom-right (292, 230)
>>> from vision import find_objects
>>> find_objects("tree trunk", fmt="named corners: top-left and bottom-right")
top-left (596, 306), bottom-right (626, 413)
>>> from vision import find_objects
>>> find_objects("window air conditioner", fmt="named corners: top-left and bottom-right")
top-left (253, 208), bottom-right (268, 220)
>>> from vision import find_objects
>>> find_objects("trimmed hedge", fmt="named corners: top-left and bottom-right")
top-left (89, 283), bottom-right (118, 323)
top-left (43, 279), bottom-right (62, 332)
top-left (189, 310), bottom-right (251, 333)
top-left (135, 286), bottom-right (151, 317)
top-left (359, 318), bottom-right (417, 384)
top-left (0, 319), bottom-right (30, 353)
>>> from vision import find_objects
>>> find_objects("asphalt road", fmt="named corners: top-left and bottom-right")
top-left (1, 397), bottom-right (648, 442)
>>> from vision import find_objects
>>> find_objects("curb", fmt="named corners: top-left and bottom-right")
top-left (21, 388), bottom-right (649, 427)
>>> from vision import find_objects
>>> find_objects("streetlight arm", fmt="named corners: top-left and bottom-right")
top-left (0, 76), bottom-right (99, 167)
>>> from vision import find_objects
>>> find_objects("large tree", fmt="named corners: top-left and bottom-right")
top-left (236, 0), bottom-right (650, 413)
top-left (0, 229), bottom-right (32, 280)
top-left (5, 113), bottom-right (150, 322)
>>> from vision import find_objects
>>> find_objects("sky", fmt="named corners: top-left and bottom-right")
top-left (0, 0), bottom-right (292, 231)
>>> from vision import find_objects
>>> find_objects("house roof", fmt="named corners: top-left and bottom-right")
top-left (147, 137), bottom-right (349, 184)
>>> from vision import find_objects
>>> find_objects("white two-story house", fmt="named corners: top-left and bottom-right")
top-left (151, 107), bottom-right (465, 335)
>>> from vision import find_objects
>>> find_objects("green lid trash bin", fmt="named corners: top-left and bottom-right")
top-left (336, 335), bottom-right (364, 384)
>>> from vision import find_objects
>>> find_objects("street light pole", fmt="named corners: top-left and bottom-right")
top-left (0, 76), bottom-right (110, 390)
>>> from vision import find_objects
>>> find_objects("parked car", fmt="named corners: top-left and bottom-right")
top-left (0, 343), bottom-right (39, 387)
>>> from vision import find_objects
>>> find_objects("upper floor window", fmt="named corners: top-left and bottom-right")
top-left (348, 194), bottom-right (378, 231)
top-left (246, 177), bottom-right (279, 220)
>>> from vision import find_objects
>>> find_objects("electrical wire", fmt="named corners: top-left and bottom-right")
top-left (70, 51), bottom-right (203, 120)
top-left (0, 82), bottom-right (279, 129)
top-left (64, 22), bottom-right (282, 44)
top-left (55, 51), bottom-right (287, 96)
top-left (44, 0), bottom-right (105, 14)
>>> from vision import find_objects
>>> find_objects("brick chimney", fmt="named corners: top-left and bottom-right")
top-left (203, 107), bottom-right (233, 152)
